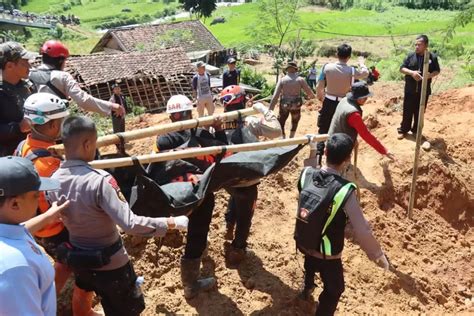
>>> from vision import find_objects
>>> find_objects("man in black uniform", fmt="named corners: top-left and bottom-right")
top-left (0, 42), bottom-right (36, 156)
top-left (222, 57), bottom-right (240, 89)
top-left (398, 35), bottom-right (440, 139)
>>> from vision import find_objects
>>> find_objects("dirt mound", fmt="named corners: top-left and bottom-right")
top-left (60, 85), bottom-right (473, 315)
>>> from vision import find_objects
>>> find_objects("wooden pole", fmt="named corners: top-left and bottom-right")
top-left (407, 49), bottom-right (430, 219)
top-left (49, 108), bottom-right (259, 153)
top-left (89, 134), bottom-right (329, 169)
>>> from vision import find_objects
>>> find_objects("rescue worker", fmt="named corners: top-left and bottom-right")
top-left (222, 57), bottom-right (240, 88)
top-left (398, 35), bottom-right (440, 140)
top-left (219, 85), bottom-right (282, 264)
top-left (269, 61), bottom-right (315, 139)
top-left (29, 40), bottom-right (125, 118)
top-left (328, 82), bottom-right (395, 161)
top-left (0, 156), bottom-right (68, 316)
top-left (153, 95), bottom-right (225, 299)
top-left (0, 41), bottom-right (36, 156)
top-left (315, 44), bottom-right (369, 166)
top-left (109, 83), bottom-right (128, 134)
top-left (15, 92), bottom-right (99, 315)
top-left (296, 133), bottom-right (389, 315)
top-left (48, 116), bottom-right (188, 316)
top-left (192, 61), bottom-right (214, 117)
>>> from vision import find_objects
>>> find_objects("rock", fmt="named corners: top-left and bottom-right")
top-left (421, 141), bottom-right (431, 151)
top-left (244, 278), bottom-right (255, 289)
top-left (409, 297), bottom-right (420, 310)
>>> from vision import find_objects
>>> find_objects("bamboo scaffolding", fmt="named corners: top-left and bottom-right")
top-left (407, 49), bottom-right (430, 219)
top-left (90, 134), bottom-right (329, 169)
top-left (50, 108), bottom-right (259, 153)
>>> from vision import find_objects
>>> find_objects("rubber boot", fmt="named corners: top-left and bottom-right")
top-left (180, 258), bottom-right (216, 299)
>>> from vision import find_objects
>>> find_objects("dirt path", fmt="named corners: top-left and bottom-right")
top-left (61, 84), bottom-right (473, 315)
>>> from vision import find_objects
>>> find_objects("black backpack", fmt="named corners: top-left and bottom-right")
top-left (294, 167), bottom-right (355, 257)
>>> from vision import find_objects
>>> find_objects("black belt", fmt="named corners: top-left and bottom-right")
top-left (101, 238), bottom-right (123, 257)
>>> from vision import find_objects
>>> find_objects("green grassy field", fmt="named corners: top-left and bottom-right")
top-left (22, 0), bottom-right (176, 29)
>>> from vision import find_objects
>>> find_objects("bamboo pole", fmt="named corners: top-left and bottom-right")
top-left (89, 134), bottom-right (328, 169)
top-left (50, 108), bottom-right (259, 153)
top-left (353, 140), bottom-right (361, 201)
top-left (407, 49), bottom-right (430, 219)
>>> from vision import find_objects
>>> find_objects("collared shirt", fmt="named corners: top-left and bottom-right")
top-left (0, 77), bottom-right (34, 156)
top-left (0, 223), bottom-right (56, 316)
top-left (400, 51), bottom-right (440, 95)
top-left (269, 73), bottom-right (315, 109)
top-left (300, 166), bottom-right (383, 260)
top-left (31, 64), bottom-right (113, 116)
top-left (16, 135), bottom-right (64, 237)
top-left (49, 160), bottom-right (169, 270)
top-left (222, 68), bottom-right (240, 88)
top-left (319, 61), bottom-right (369, 97)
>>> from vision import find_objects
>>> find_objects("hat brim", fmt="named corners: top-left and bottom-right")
top-left (286, 65), bottom-right (298, 70)
top-left (348, 92), bottom-right (373, 100)
top-left (21, 51), bottom-right (38, 61)
top-left (37, 177), bottom-right (60, 192)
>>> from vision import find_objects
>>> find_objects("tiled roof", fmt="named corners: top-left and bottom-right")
top-left (66, 47), bottom-right (194, 85)
top-left (92, 20), bottom-right (224, 53)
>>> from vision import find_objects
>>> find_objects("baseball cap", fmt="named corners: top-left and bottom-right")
top-left (227, 57), bottom-right (236, 64)
top-left (0, 41), bottom-right (37, 67)
top-left (196, 61), bottom-right (206, 68)
top-left (347, 81), bottom-right (373, 100)
top-left (0, 156), bottom-right (60, 197)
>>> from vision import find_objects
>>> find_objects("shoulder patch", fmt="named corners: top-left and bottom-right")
top-left (108, 176), bottom-right (126, 202)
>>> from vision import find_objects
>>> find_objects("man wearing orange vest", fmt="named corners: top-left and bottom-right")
top-left (16, 92), bottom-right (100, 316)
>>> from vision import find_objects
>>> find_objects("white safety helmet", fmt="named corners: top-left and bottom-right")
top-left (24, 92), bottom-right (69, 125)
top-left (166, 95), bottom-right (193, 114)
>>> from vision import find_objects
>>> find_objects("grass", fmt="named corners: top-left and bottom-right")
top-left (22, 0), bottom-right (177, 29)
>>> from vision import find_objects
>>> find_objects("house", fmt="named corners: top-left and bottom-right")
top-left (91, 20), bottom-right (233, 66)
top-left (66, 47), bottom-right (194, 112)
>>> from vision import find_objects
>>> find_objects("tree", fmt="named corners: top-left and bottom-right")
top-left (179, 0), bottom-right (217, 21)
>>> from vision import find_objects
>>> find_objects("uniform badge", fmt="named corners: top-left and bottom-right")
top-left (108, 177), bottom-right (127, 203)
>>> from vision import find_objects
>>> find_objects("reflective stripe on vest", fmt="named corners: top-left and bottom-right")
top-left (320, 182), bottom-right (356, 256)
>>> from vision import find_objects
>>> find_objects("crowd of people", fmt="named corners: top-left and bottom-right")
top-left (0, 7), bottom-right (80, 26)
top-left (0, 35), bottom-right (439, 315)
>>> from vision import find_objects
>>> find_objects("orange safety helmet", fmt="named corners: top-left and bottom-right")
top-left (40, 40), bottom-right (70, 58)
top-left (219, 85), bottom-right (245, 107)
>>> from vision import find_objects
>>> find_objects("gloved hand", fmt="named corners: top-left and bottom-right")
top-left (375, 253), bottom-right (390, 271)
top-left (253, 102), bottom-right (269, 115)
top-left (173, 216), bottom-right (189, 231)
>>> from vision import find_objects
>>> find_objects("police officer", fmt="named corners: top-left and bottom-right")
top-left (222, 57), bottom-right (240, 88)
top-left (398, 35), bottom-right (440, 140)
top-left (29, 40), bottom-right (125, 118)
top-left (109, 83), bottom-right (128, 134)
top-left (269, 61), bottom-right (315, 139)
top-left (49, 116), bottom-right (188, 316)
top-left (296, 134), bottom-right (389, 315)
top-left (0, 156), bottom-right (68, 316)
top-left (0, 41), bottom-right (36, 156)
top-left (315, 44), bottom-right (369, 166)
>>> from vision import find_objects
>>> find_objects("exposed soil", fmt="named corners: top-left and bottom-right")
top-left (60, 84), bottom-right (473, 315)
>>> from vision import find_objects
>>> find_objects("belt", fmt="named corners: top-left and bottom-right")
top-left (99, 238), bottom-right (123, 257)
top-left (325, 94), bottom-right (343, 102)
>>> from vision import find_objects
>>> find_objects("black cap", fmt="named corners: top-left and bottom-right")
top-left (0, 156), bottom-right (60, 197)
top-left (347, 81), bottom-right (373, 100)
top-left (227, 57), bottom-right (236, 64)
top-left (0, 41), bottom-right (37, 68)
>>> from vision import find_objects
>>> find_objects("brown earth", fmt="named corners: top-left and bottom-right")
top-left (61, 84), bottom-right (474, 315)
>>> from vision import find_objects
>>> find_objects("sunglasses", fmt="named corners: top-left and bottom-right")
top-left (170, 110), bottom-right (192, 121)
top-left (220, 92), bottom-right (243, 105)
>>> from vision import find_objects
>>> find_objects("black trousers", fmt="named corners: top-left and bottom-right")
top-left (112, 115), bottom-right (126, 134)
top-left (316, 98), bottom-right (340, 155)
top-left (398, 92), bottom-right (429, 135)
top-left (224, 184), bottom-right (258, 249)
top-left (183, 193), bottom-right (215, 259)
top-left (75, 261), bottom-right (145, 316)
top-left (304, 255), bottom-right (345, 316)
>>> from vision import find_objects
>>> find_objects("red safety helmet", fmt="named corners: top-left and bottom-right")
top-left (40, 40), bottom-right (70, 58)
top-left (219, 85), bottom-right (245, 107)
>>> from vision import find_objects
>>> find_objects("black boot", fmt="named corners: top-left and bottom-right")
top-left (180, 258), bottom-right (216, 299)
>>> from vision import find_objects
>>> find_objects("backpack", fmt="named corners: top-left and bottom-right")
top-left (294, 167), bottom-right (356, 257)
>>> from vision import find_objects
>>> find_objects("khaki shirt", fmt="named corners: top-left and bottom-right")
top-left (50, 160), bottom-right (168, 270)
top-left (270, 73), bottom-right (315, 109)
top-left (35, 64), bottom-right (113, 116)
top-left (320, 62), bottom-right (369, 98)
